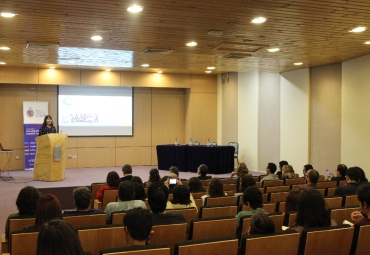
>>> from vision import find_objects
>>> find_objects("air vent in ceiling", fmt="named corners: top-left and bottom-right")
top-left (26, 42), bottom-right (59, 49)
top-left (141, 48), bottom-right (174, 55)
top-left (224, 53), bottom-right (251, 59)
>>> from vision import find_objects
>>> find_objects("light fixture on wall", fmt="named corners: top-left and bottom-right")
top-left (221, 73), bottom-right (229, 84)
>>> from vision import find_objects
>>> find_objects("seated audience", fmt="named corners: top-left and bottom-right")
top-left (169, 166), bottom-right (180, 178)
top-left (104, 181), bottom-right (146, 223)
top-left (132, 182), bottom-right (147, 201)
top-left (290, 189), bottom-right (335, 234)
top-left (166, 185), bottom-right (197, 211)
top-left (147, 181), bottom-right (186, 225)
top-left (334, 167), bottom-right (360, 196)
top-left (164, 172), bottom-right (180, 193)
top-left (235, 175), bottom-right (256, 197)
top-left (201, 178), bottom-right (227, 205)
top-left (284, 189), bottom-right (300, 214)
top-left (5, 186), bottom-right (40, 239)
top-left (325, 164), bottom-right (347, 181)
top-left (96, 171), bottom-right (120, 201)
top-left (36, 219), bottom-right (85, 255)
top-left (147, 168), bottom-right (161, 183)
top-left (358, 167), bottom-right (368, 185)
top-left (121, 164), bottom-right (133, 182)
top-left (276, 160), bottom-right (289, 179)
top-left (197, 164), bottom-right (212, 180)
top-left (351, 183), bottom-right (370, 224)
top-left (63, 187), bottom-right (100, 215)
top-left (235, 186), bottom-right (267, 226)
top-left (248, 213), bottom-right (275, 235)
top-left (25, 194), bottom-right (63, 231)
top-left (298, 169), bottom-right (319, 190)
top-left (260, 163), bottom-right (279, 185)
top-left (302, 164), bottom-right (313, 178)
top-left (231, 162), bottom-right (252, 192)
top-left (130, 176), bottom-right (144, 186)
top-left (280, 165), bottom-right (299, 180)
top-left (187, 177), bottom-right (206, 192)
top-left (124, 208), bottom-right (153, 247)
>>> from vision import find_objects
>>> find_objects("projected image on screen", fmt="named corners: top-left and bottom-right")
top-left (58, 86), bottom-right (133, 136)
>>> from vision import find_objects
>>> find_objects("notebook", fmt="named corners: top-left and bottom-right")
top-left (0, 143), bottom-right (13, 151)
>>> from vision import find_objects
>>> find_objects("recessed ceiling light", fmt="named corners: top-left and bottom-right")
top-left (251, 17), bottom-right (267, 24)
top-left (91, 35), bottom-right (102, 41)
top-left (49, 66), bottom-right (55, 69)
top-left (267, 48), bottom-right (280, 52)
top-left (205, 71), bottom-right (212, 73)
top-left (207, 66), bottom-right (216, 70)
top-left (1, 12), bottom-right (16, 18)
top-left (294, 62), bottom-right (303, 66)
top-left (157, 70), bottom-right (163, 74)
top-left (105, 68), bottom-right (111, 72)
top-left (0, 62), bottom-right (6, 65)
top-left (364, 41), bottom-right (370, 45)
top-left (0, 46), bottom-right (10, 50)
top-left (127, 5), bottom-right (143, 13)
top-left (350, 26), bottom-right (367, 33)
top-left (141, 64), bottom-right (150, 67)
top-left (186, 41), bottom-right (197, 47)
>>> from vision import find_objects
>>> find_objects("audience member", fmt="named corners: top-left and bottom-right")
top-left (248, 213), bottom-right (275, 235)
top-left (201, 178), bottom-right (226, 205)
top-left (36, 219), bottom-right (85, 255)
top-left (235, 186), bottom-right (267, 226)
top-left (290, 189), bottom-right (335, 234)
top-left (63, 187), bottom-right (100, 215)
top-left (167, 185), bottom-right (197, 211)
top-left (132, 182), bottom-right (147, 201)
top-left (298, 169), bottom-right (319, 190)
top-left (164, 172), bottom-right (181, 193)
top-left (276, 160), bottom-right (289, 179)
top-left (358, 167), bottom-right (368, 185)
top-left (147, 181), bottom-right (186, 225)
top-left (334, 167), bottom-right (360, 196)
top-left (123, 208), bottom-right (153, 247)
top-left (231, 162), bottom-right (252, 192)
top-left (5, 186), bottom-right (40, 239)
top-left (25, 194), bottom-right (63, 231)
top-left (148, 168), bottom-right (161, 182)
top-left (235, 175), bottom-right (256, 197)
top-left (197, 164), bottom-right (212, 180)
top-left (302, 164), bottom-right (313, 178)
top-left (260, 163), bottom-right (278, 185)
top-left (96, 171), bottom-right (120, 201)
top-left (281, 165), bottom-right (299, 180)
top-left (130, 176), bottom-right (144, 186)
top-left (169, 166), bottom-right (180, 178)
top-left (187, 177), bottom-right (206, 192)
top-left (104, 181), bottom-right (146, 223)
top-left (326, 164), bottom-right (347, 181)
top-left (120, 164), bottom-right (133, 182)
top-left (351, 183), bottom-right (370, 224)
top-left (284, 189), bottom-right (300, 213)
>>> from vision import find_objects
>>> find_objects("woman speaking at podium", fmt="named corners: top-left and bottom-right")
top-left (39, 115), bottom-right (57, 136)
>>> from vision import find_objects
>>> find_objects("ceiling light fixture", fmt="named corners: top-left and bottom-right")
top-left (127, 5), bottom-right (143, 13)
top-left (141, 64), bottom-right (150, 67)
top-left (205, 71), bottom-right (212, 73)
top-left (0, 62), bottom-right (6, 64)
top-left (350, 26), bottom-right (367, 33)
top-left (207, 66), bottom-right (216, 70)
top-left (1, 12), bottom-right (16, 18)
top-left (294, 62), bottom-right (303, 65)
top-left (0, 46), bottom-right (10, 50)
top-left (186, 41), bottom-right (197, 47)
top-left (157, 70), bottom-right (163, 74)
top-left (91, 35), bottom-right (102, 41)
top-left (364, 41), bottom-right (370, 45)
top-left (251, 17), bottom-right (267, 24)
top-left (49, 66), bottom-right (55, 69)
top-left (267, 48), bottom-right (280, 52)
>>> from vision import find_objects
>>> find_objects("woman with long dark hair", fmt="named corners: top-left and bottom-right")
top-left (39, 115), bottom-right (57, 136)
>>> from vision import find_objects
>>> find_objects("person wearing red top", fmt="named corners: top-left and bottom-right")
top-left (96, 171), bottom-right (120, 201)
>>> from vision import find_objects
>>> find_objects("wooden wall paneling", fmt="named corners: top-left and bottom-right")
top-left (121, 72), bottom-right (191, 88)
top-left (151, 89), bottom-right (185, 146)
top-left (35, 88), bottom-right (58, 128)
top-left (81, 70), bottom-right (120, 86)
top-left (77, 148), bottom-right (116, 168)
top-left (189, 75), bottom-right (217, 93)
top-left (151, 146), bottom-right (158, 166)
top-left (116, 89), bottom-right (152, 147)
top-left (66, 137), bottom-right (78, 149)
top-left (184, 90), bottom-right (191, 143)
top-left (0, 67), bottom-right (38, 84)
top-left (39, 69), bottom-right (81, 85)
top-left (0, 150), bottom-right (24, 170)
top-left (116, 147), bottom-right (152, 166)
top-left (77, 137), bottom-right (116, 148)
top-left (65, 148), bottom-right (78, 168)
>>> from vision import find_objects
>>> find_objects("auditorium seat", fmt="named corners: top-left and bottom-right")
top-left (90, 182), bottom-right (107, 208)
top-left (188, 216), bottom-right (237, 240)
top-left (239, 202), bottom-right (276, 214)
top-left (316, 181), bottom-right (337, 189)
top-left (283, 211), bottom-right (297, 227)
top-left (204, 196), bottom-right (237, 206)
top-left (268, 192), bottom-right (289, 203)
top-left (344, 195), bottom-right (358, 207)
top-left (284, 178), bottom-right (305, 186)
top-left (265, 185), bottom-right (290, 194)
top-left (93, 189), bottom-right (118, 212)
top-left (1, 216), bottom-right (35, 252)
top-left (220, 178), bottom-right (237, 184)
top-left (199, 205), bottom-right (238, 218)
top-left (174, 236), bottom-right (238, 255)
top-left (63, 213), bottom-right (106, 230)
top-left (237, 213), bottom-right (284, 239)
top-left (111, 211), bottom-right (126, 225)
top-left (165, 208), bottom-right (198, 232)
top-left (330, 206), bottom-right (360, 225)
top-left (261, 180), bottom-right (284, 188)
top-left (7, 230), bottom-right (38, 255)
top-left (350, 221), bottom-right (370, 255)
top-left (100, 244), bottom-right (170, 255)
top-left (150, 223), bottom-right (187, 255)
top-left (323, 196), bottom-right (343, 209)
top-left (190, 192), bottom-right (207, 199)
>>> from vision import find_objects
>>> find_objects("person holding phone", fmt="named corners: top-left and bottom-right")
top-left (166, 185), bottom-right (197, 212)
top-left (325, 164), bottom-right (347, 181)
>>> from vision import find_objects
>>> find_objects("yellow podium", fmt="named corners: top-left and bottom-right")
top-left (34, 133), bottom-right (67, 181)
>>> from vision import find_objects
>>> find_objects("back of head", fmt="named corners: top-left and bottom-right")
top-left (337, 164), bottom-right (347, 177)
top-left (171, 185), bottom-right (191, 204)
top-left (249, 213), bottom-right (275, 235)
top-left (35, 194), bottom-right (63, 227)
top-left (346, 167), bottom-right (361, 182)
top-left (240, 175), bottom-right (256, 193)
top-left (106, 171), bottom-right (120, 187)
top-left (37, 220), bottom-right (84, 255)
top-left (237, 162), bottom-right (249, 175)
top-left (208, 178), bottom-right (224, 197)
top-left (307, 169), bottom-right (319, 184)
top-left (188, 177), bottom-right (205, 192)
top-left (243, 186), bottom-right (263, 209)
top-left (357, 182), bottom-right (370, 206)
top-left (147, 181), bottom-right (169, 213)
top-left (124, 208), bottom-right (153, 241)
top-left (16, 186), bottom-right (40, 215)
top-left (149, 168), bottom-right (161, 182)
top-left (118, 181), bottom-right (135, 201)
top-left (73, 187), bottom-right (91, 210)
top-left (285, 189), bottom-right (300, 212)
top-left (268, 163), bottom-right (277, 174)
top-left (303, 164), bottom-right (313, 171)
top-left (132, 182), bottom-right (146, 201)
top-left (283, 165), bottom-right (296, 178)
top-left (279, 160), bottom-right (288, 169)
top-left (358, 167), bottom-right (368, 184)
top-left (198, 164), bottom-right (208, 176)
top-left (169, 166), bottom-right (180, 177)
top-left (131, 176), bottom-right (144, 186)
top-left (122, 164), bottom-right (133, 175)
top-left (295, 189), bottom-right (330, 229)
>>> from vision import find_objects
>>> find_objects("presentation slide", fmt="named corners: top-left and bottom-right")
top-left (58, 86), bottom-right (133, 136)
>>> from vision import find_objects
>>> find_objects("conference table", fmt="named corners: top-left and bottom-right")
top-left (156, 144), bottom-right (235, 174)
